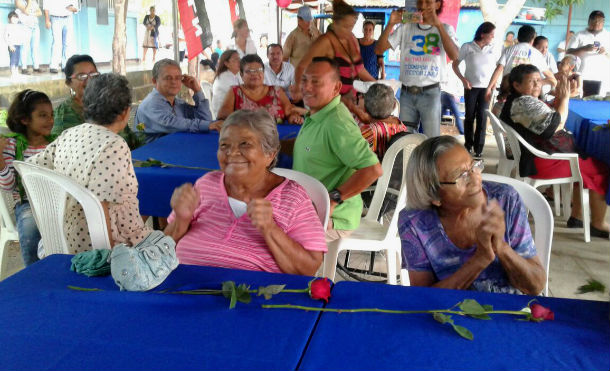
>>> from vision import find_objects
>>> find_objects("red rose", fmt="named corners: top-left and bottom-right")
top-left (309, 278), bottom-right (331, 303)
top-left (530, 303), bottom-right (554, 320)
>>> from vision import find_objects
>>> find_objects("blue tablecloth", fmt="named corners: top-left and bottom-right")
top-left (132, 126), bottom-right (301, 217)
top-left (0, 255), bottom-right (323, 371)
top-left (298, 281), bottom-right (610, 371)
top-left (565, 100), bottom-right (610, 203)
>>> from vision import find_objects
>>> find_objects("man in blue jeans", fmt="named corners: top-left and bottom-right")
top-left (375, 0), bottom-right (458, 137)
top-left (44, 0), bottom-right (78, 74)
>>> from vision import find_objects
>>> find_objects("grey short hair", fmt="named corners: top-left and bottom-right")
top-left (152, 58), bottom-right (180, 80)
top-left (83, 73), bottom-right (132, 126)
top-left (220, 109), bottom-right (280, 169)
top-left (406, 136), bottom-right (461, 210)
top-left (364, 83), bottom-right (396, 119)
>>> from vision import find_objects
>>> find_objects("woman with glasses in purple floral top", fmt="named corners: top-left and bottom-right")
top-left (398, 136), bottom-right (546, 295)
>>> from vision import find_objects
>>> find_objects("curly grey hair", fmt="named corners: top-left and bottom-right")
top-left (406, 136), bottom-right (461, 210)
top-left (152, 58), bottom-right (180, 80)
top-left (220, 109), bottom-right (281, 169)
top-left (364, 83), bottom-right (396, 119)
top-left (83, 73), bottom-right (132, 126)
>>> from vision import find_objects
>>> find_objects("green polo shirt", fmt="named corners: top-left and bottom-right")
top-left (293, 96), bottom-right (379, 230)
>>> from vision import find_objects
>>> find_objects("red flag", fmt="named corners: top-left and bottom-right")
top-left (178, 0), bottom-right (203, 60)
top-left (228, 0), bottom-right (239, 23)
top-left (439, 0), bottom-right (460, 31)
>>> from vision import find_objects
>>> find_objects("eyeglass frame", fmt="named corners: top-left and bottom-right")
top-left (439, 159), bottom-right (485, 187)
top-left (243, 67), bottom-right (264, 75)
top-left (70, 72), bottom-right (101, 81)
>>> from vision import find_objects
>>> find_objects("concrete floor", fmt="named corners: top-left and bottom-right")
top-left (1, 127), bottom-right (608, 302)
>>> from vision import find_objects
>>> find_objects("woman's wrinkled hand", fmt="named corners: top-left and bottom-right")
top-left (247, 199), bottom-right (276, 233)
top-left (555, 74), bottom-right (571, 100)
top-left (170, 183), bottom-right (200, 222)
top-left (209, 120), bottom-right (223, 131)
top-left (480, 200), bottom-right (506, 255)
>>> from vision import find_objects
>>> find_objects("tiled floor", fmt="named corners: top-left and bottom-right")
top-left (1, 130), bottom-right (608, 302)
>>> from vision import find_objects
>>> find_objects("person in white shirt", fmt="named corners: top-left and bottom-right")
top-left (375, 0), bottom-right (459, 138)
top-left (15, 0), bottom-right (42, 74)
top-left (211, 50), bottom-right (242, 118)
top-left (556, 31), bottom-right (574, 61)
top-left (534, 36), bottom-right (558, 73)
top-left (43, 0), bottom-right (78, 73)
top-left (485, 25), bottom-right (556, 102)
top-left (567, 10), bottom-right (610, 96)
top-left (263, 44), bottom-right (295, 95)
top-left (228, 19), bottom-right (257, 59)
top-left (452, 21), bottom-right (499, 157)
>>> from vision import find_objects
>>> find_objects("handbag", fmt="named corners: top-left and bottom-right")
top-left (110, 230), bottom-right (178, 291)
top-left (150, 29), bottom-right (156, 37)
top-left (537, 129), bottom-right (577, 154)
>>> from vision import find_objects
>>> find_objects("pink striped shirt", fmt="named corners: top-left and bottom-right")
top-left (0, 138), bottom-right (47, 201)
top-left (168, 171), bottom-right (327, 273)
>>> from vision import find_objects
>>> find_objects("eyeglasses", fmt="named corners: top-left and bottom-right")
top-left (439, 160), bottom-right (484, 187)
top-left (244, 68), bottom-right (263, 75)
top-left (71, 72), bottom-right (100, 81)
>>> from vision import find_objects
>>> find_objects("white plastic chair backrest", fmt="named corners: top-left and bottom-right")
top-left (366, 133), bottom-right (427, 224)
top-left (13, 161), bottom-right (111, 255)
top-left (486, 110), bottom-right (510, 161)
top-left (0, 191), bottom-right (17, 237)
top-left (481, 173), bottom-right (553, 295)
top-left (271, 168), bottom-right (330, 230)
top-left (201, 81), bottom-right (213, 101)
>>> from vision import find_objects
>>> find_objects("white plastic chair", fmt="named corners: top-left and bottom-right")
top-left (271, 168), bottom-right (330, 230)
top-left (482, 173), bottom-right (553, 296)
top-left (323, 134), bottom-right (427, 285)
top-left (201, 81), bottom-right (215, 120)
top-left (0, 191), bottom-right (19, 279)
top-left (499, 119), bottom-right (590, 242)
top-left (486, 109), bottom-right (516, 177)
top-left (13, 161), bottom-right (112, 256)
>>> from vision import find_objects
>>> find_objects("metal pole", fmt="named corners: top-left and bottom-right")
top-left (172, 0), bottom-right (180, 63)
top-left (565, 4), bottom-right (573, 49)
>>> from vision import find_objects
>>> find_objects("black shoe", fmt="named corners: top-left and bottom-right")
top-left (49, 68), bottom-right (59, 74)
top-left (474, 152), bottom-right (482, 159)
top-left (567, 216), bottom-right (583, 228)
top-left (590, 225), bottom-right (610, 239)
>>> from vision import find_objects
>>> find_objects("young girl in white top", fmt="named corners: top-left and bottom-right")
top-left (0, 90), bottom-right (54, 266)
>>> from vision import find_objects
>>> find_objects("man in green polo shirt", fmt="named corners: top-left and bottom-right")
top-left (293, 57), bottom-right (382, 242)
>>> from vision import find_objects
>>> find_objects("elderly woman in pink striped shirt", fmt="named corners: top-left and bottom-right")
top-left (164, 109), bottom-right (327, 275)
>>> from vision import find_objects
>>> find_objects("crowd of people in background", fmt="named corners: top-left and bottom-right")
top-left (1, 0), bottom-right (609, 294)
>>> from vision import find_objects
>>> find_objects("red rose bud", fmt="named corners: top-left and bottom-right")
top-left (309, 278), bottom-right (331, 303)
top-left (530, 303), bottom-right (554, 320)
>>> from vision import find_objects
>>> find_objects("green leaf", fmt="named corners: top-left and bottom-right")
top-left (433, 312), bottom-right (453, 324)
top-left (257, 284), bottom-right (286, 300)
top-left (222, 281), bottom-right (238, 309)
top-left (482, 305), bottom-right (493, 311)
top-left (67, 285), bottom-right (103, 292)
top-left (235, 283), bottom-right (252, 305)
top-left (452, 324), bottom-right (474, 340)
top-left (459, 299), bottom-right (486, 315)
top-left (467, 313), bottom-right (491, 320)
top-left (222, 281), bottom-right (236, 298)
top-left (576, 279), bottom-right (606, 294)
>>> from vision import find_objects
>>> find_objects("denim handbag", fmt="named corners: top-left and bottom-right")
top-left (110, 231), bottom-right (178, 291)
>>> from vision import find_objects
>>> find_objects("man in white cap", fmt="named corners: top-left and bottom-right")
top-left (283, 6), bottom-right (321, 68)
